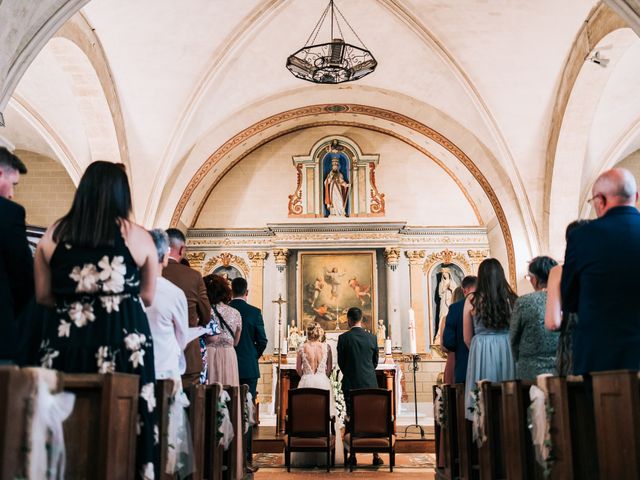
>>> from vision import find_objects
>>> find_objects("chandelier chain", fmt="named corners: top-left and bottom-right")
top-left (304, 1), bottom-right (331, 47)
top-left (333, 1), bottom-right (369, 49)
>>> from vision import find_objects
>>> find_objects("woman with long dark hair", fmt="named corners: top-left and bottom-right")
top-left (463, 258), bottom-right (517, 420)
top-left (34, 161), bottom-right (159, 479)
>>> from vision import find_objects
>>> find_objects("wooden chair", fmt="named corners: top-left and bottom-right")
top-left (500, 380), bottom-right (543, 480)
top-left (343, 388), bottom-right (395, 472)
top-left (62, 373), bottom-right (139, 480)
top-left (477, 382), bottom-right (506, 480)
top-left (592, 370), bottom-right (640, 479)
top-left (155, 379), bottom-right (175, 480)
top-left (284, 387), bottom-right (336, 472)
top-left (204, 383), bottom-right (224, 480)
top-left (185, 383), bottom-right (206, 480)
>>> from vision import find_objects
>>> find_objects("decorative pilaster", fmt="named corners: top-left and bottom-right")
top-left (467, 249), bottom-right (489, 274)
top-left (273, 249), bottom-right (290, 273)
top-left (405, 250), bottom-right (427, 353)
top-left (384, 247), bottom-right (401, 349)
top-left (247, 251), bottom-right (268, 309)
top-left (272, 249), bottom-right (289, 354)
top-left (185, 251), bottom-right (206, 273)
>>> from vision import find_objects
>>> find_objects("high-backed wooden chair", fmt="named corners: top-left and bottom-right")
top-left (284, 387), bottom-right (336, 472)
top-left (344, 388), bottom-right (395, 472)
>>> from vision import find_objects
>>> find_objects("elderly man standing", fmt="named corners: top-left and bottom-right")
top-left (0, 147), bottom-right (32, 363)
top-left (561, 168), bottom-right (640, 375)
top-left (163, 228), bottom-right (211, 387)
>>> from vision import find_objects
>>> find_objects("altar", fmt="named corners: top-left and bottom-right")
top-left (271, 362), bottom-right (402, 435)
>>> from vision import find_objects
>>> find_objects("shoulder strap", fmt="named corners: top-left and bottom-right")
top-left (213, 305), bottom-right (233, 334)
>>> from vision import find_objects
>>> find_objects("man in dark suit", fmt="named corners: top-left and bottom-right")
top-left (562, 168), bottom-right (640, 376)
top-left (442, 275), bottom-right (477, 384)
top-left (0, 148), bottom-right (33, 363)
top-left (163, 228), bottom-right (211, 387)
top-left (337, 307), bottom-right (381, 466)
top-left (230, 277), bottom-right (267, 473)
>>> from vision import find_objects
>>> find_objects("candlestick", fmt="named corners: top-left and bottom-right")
top-left (408, 308), bottom-right (417, 355)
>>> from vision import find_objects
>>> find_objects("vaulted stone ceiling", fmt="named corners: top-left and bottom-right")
top-left (1, 0), bottom-right (639, 278)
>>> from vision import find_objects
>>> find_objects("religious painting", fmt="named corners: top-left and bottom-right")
top-left (212, 265), bottom-right (244, 289)
top-left (322, 146), bottom-right (351, 218)
top-left (430, 263), bottom-right (465, 342)
top-left (298, 250), bottom-right (376, 333)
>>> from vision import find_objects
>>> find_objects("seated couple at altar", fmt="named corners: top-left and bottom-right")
top-left (293, 307), bottom-right (383, 468)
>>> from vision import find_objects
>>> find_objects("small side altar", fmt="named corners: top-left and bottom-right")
top-left (272, 362), bottom-right (401, 435)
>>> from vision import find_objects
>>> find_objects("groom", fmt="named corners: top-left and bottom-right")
top-left (337, 307), bottom-right (383, 466)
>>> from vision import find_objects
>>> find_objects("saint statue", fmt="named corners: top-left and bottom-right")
top-left (435, 268), bottom-right (459, 343)
top-left (324, 157), bottom-right (350, 217)
top-left (377, 318), bottom-right (386, 347)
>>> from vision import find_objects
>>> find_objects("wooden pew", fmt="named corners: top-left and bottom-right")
top-left (500, 380), bottom-right (544, 480)
top-left (434, 384), bottom-right (459, 480)
top-left (224, 385), bottom-right (241, 480)
top-left (155, 379), bottom-right (174, 480)
top-left (545, 376), bottom-right (598, 480)
top-left (453, 383), bottom-right (479, 480)
top-left (0, 366), bottom-right (34, 479)
top-left (62, 372), bottom-right (139, 480)
top-left (240, 384), bottom-right (249, 475)
top-left (186, 383), bottom-right (206, 480)
top-left (205, 383), bottom-right (224, 480)
top-left (592, 370), bottom-right (640, 479)
top-left (478, 382), bottom-right (506, 480)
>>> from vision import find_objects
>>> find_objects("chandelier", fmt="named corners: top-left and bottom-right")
top-left (286, 0), bottom-right (377, 84)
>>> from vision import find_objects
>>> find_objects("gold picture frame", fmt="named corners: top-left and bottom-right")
top-left (297, 250), bottom-right (377, 333)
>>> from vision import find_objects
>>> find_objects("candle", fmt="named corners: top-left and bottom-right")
top-left (385, 338), bottom-right (392, 355)
top-left (282, 339), bottom-right (288, 354)
top-left (408, 308), bottom-right (417, 355)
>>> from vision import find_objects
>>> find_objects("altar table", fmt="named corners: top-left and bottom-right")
top-left (272, 362), bottom-right (401, 435)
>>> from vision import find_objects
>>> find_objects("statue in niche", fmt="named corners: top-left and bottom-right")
top-left (377, 318), bottom-right (386, 347)
top-left (323, 144), bottom-right (350, 217)
top-left (434, 267), bottom-right (459, 344)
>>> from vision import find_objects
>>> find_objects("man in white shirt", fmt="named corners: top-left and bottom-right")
top-left (147, 229), bottom-right (189, 379)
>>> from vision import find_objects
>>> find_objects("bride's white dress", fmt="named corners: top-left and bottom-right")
top-left (292, 342), bottom-right (344, 467)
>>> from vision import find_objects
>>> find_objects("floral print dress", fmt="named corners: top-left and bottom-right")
top-left (39, 232), bottom-right (159, 479)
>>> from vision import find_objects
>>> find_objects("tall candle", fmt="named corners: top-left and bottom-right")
top-left (282, 339), bottom-right (288, 355)
top-left (408, 308), bottom-right (417, 355)
top-left (385, 338), bottom-right (392, 355)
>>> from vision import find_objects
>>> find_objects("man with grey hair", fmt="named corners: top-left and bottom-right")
top-left (147, 229), bottom-right (189, 380)
top-left (561, 167), bottom-right (640, 375)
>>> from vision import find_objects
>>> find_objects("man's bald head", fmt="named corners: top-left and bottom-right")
top-left (591, 168), bottom-right (638, 217)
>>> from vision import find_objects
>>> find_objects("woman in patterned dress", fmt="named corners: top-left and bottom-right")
top-left (34, 161), bottom-right (160, 479)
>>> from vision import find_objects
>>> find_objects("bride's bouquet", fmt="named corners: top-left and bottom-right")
top-left (329, 367), bottom-right (346, 422)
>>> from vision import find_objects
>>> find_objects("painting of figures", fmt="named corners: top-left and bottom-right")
top-left (298, 250), bottom-right (376, 333)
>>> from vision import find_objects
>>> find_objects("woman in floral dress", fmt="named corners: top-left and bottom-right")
top-left (34, 161), bottom-right (160, 479)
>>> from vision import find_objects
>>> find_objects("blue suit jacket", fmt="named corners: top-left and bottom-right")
top-left (561, 206), bottom-right (640, 375)
top-left (230, 299), bottom-right (268, 380)
top-left (442, 299), bottom-right (469, 384)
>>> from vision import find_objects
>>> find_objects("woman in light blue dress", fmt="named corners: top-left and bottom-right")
top-left (464, 258), bottom-right (517, 420)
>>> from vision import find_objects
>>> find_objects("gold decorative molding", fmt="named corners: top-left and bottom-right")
top-left (273, 248), bottom-right (290, 272)
top-left (186, 251), bottom-right (206, 271)
top-left (247, 251), bottom-right (268, 267)
top-left (383, 247), bottom-right (401, 271)
top-left (422, 249), bottom-right (472, 275)
top-left (288, 163), bottom-right (304, 216)
top-left (170, 104), bottom-right (516, 285)
top-left (369, 162), bottom-right (385, 215)
top-left (467, 249), bottom-right (490, 271)
top-left (202, 252), bottom-right (250, 277)
top-left (405, 250), bottom-right (426, 265)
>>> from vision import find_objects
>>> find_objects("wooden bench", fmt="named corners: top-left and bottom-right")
top-left (240, 384), bottom-right (249, 475)
top-left (545, 376), bottom-right (598, 480)
top-left (155, 379), bottom-right (175, 480)
top-left (592, 370), bottom-right (640, 479)
top-left (500, 380), bottom-right (543, 480)
top-left (62, 372), bottom-right (140, 480)
top-left (434, 384), bottom-right (460, 480)
top-left (224, 385), bottom-right (241, 480)
top-left (204, 383), bottom-right (224, 480)
top-left (478, 382), bottom-right (506, 480)
top-left (186, 383), bottom-right (206, 480)
top-left (452, 383), bottom-right (479, 480)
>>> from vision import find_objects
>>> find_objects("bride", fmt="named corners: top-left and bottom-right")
top-left (292, 322), bottom-right (342, 467)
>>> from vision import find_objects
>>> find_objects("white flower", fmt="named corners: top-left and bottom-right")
top-left (140, 383), bottom-right (156, 413)
top-left (58, 320), bottom-right (71, 338)
top-left (100, 295), bottom-right (122, 313)
top-left (41, 349), bottom-right (59, 369)
top-left (68, 302), bottom-right (95, 327)
top-left (99, 255), bottom-right (126, 293)
top-left (69, 263), bottom-right (100, 293)
top-left (96, 346), bottom-right (115, 374)
top-left (154, 424), bottom-right (159, 445)
top-left (124, 332), bottom-right (146, 351)
top-left (141, 462), bottom-right (154, 480)
top-left (129, 349), bottom-right (145, 368)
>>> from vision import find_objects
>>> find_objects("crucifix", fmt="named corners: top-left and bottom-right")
top-left (272, 294), bottom-right (287, 434)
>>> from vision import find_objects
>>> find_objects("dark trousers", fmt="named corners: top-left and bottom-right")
top-left (240, 377), bottom-right (259, 464)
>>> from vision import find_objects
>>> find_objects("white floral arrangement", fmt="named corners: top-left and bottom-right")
top-left (329, 367), bottom-right (346, 422)
top-left (434, 385), bottom-right (446, 427)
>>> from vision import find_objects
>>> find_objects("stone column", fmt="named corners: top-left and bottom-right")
top-left (383, 247), bottom-right (401, 349)
top-left (185, 251), bottom-right (206, 273)
top-left (467, 249), bottom-right (489, 274)
top-left (247, 251), bottom-right (268, 310)
top-left (405, 250), bottom-right (427, 353)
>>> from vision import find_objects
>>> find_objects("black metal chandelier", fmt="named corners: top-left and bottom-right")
top-left (286, 0), bottom-right (377, 84)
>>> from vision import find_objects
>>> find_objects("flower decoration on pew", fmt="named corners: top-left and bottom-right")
top-left (330, 367), bottom-right (346, 422)
top-left (434, 385), bottom-right (446, 427)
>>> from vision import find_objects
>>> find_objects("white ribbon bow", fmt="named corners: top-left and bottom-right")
top-left (471, 381), bottom-right (487, 447)
top-left (218, 390), bottom-right (234, 450)
top-left (434, 386), bottom-right (444, 426)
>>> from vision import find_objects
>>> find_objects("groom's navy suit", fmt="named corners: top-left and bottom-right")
top-left (337, 326), bottom-right (378, 414)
